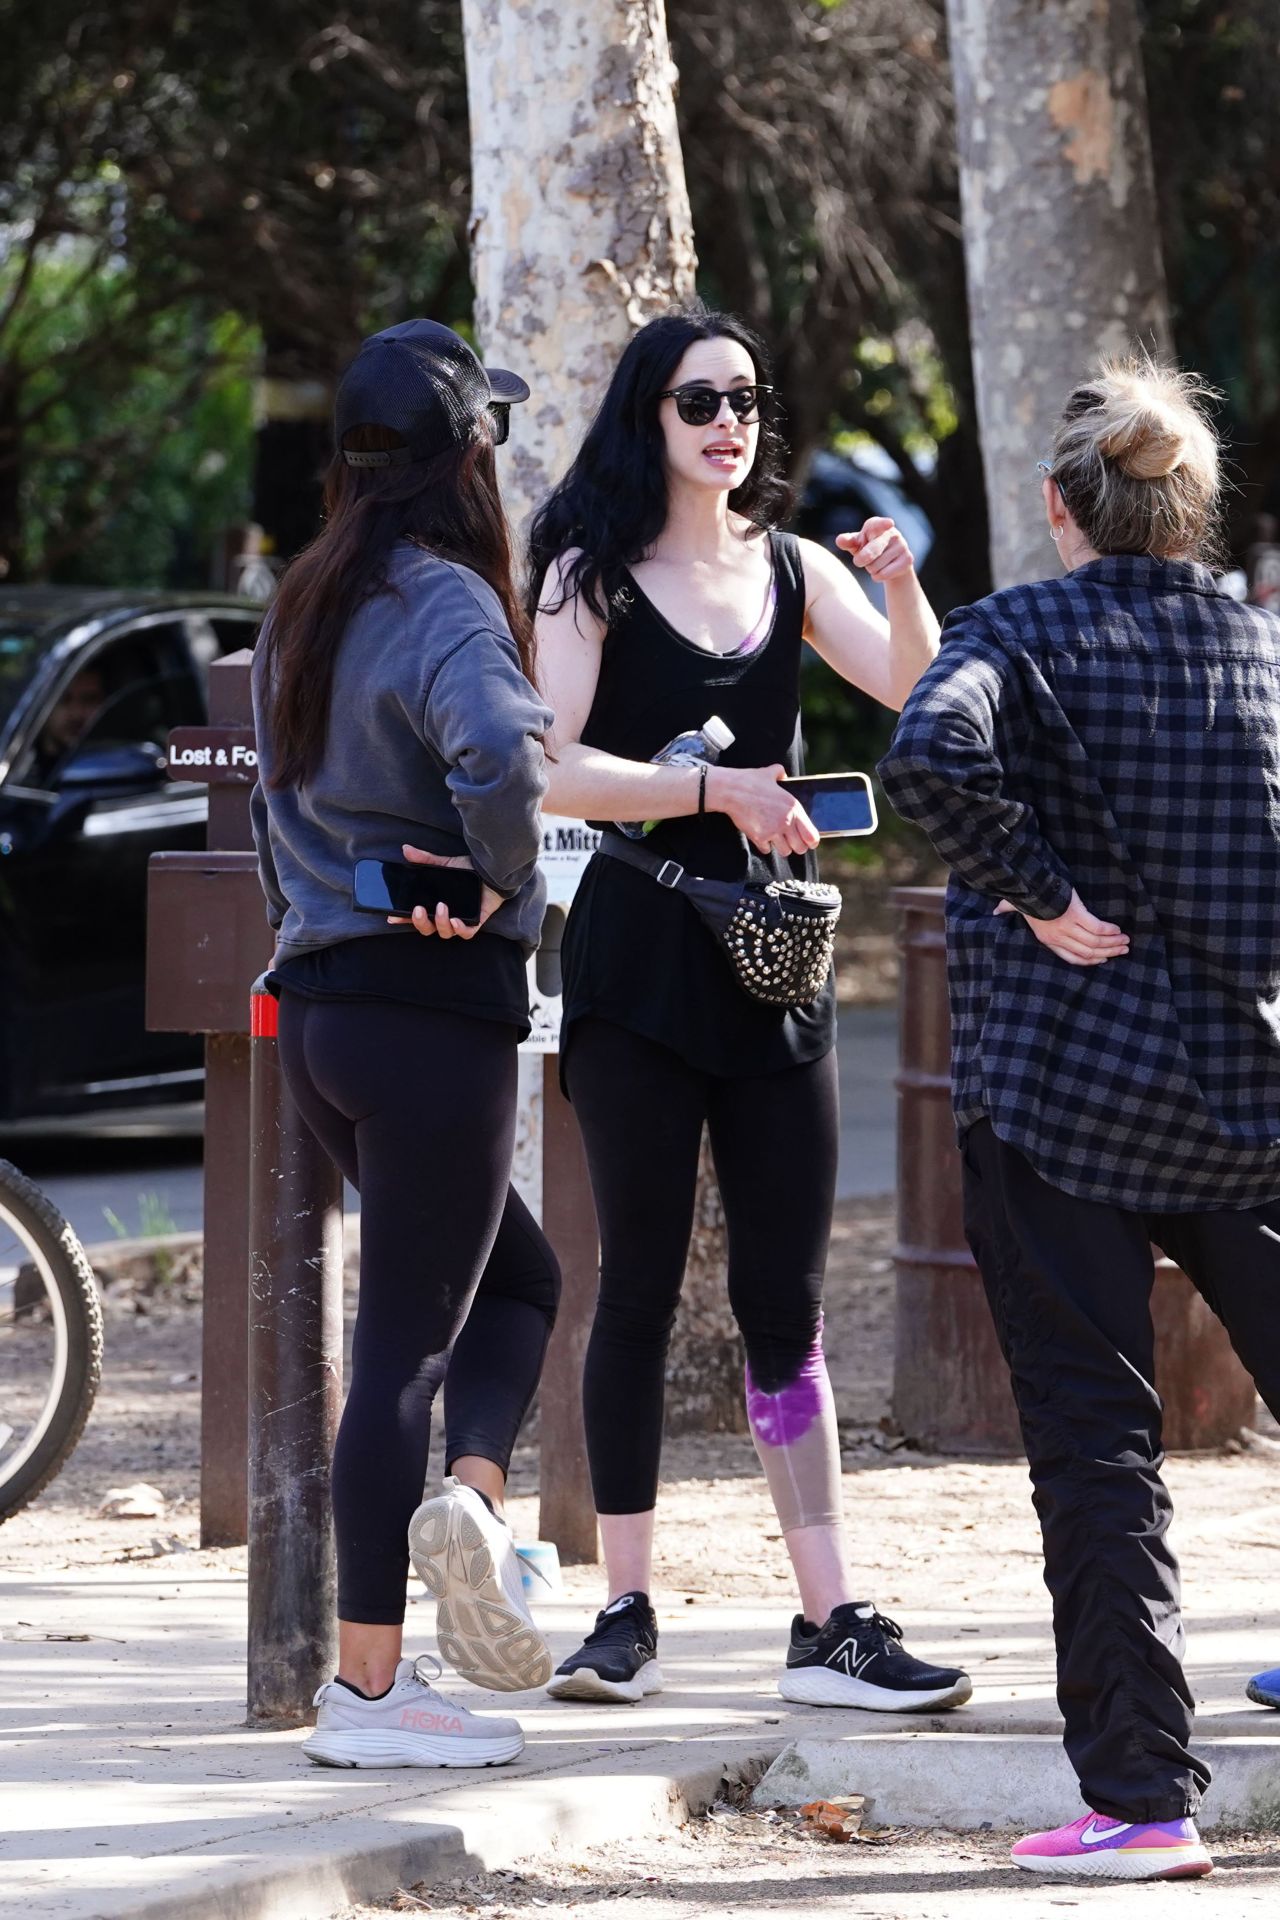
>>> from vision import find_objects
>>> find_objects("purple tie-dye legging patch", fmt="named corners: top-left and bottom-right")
top-left (744, 1321), bottom-right (842, 1532)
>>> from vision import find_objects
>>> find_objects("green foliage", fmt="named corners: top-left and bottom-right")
top-left (1141, 0), bottom-right (1280, 534)
top-left (9, 252), bottom-right (257, 585)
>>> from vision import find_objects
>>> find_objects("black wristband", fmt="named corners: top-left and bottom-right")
top-left (697, 763), bottom-right (708, 816)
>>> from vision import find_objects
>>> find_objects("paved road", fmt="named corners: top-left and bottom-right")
top-left (2, 1008), bottom-right (897, 1248)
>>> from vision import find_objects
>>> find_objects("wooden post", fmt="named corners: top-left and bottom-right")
top-left (145, 651), bottom-right (272, 1546)
top-left (891, 886), bottom-right (1258, 1452)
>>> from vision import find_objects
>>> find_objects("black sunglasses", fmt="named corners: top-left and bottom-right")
top-left (488, 403), bottom-right (511, 446)
top-left (658, 384), bottom-right (772, 427)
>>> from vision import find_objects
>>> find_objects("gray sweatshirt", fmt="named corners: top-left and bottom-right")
top-left (250, 545), bottom-right (552, 965)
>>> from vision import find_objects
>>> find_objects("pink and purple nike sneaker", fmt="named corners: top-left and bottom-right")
top-left (1010, 1812), bottom-right (1213, 1880)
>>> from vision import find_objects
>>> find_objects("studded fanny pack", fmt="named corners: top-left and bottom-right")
top-left (598, 830), bottom-right (841, 1008)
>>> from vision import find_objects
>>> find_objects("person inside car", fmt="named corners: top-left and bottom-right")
top-left (28, 663), bottom-right (106, 784)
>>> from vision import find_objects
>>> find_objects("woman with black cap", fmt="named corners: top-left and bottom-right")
top-left (250, 319), bottom-right (560, 1769)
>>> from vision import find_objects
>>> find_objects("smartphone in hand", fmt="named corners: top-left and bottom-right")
top-left (779, 772), bottom-right (878, 839)
top-left (353, 858), bottom-right (484, 925)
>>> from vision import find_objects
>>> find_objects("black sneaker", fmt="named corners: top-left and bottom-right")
top-left (788, 1613), bottom-right (821, 1659)
top-left (546, 1591), bottom-right (663, 1704)
top-left (778, 1602), bottom-right (972, 1711)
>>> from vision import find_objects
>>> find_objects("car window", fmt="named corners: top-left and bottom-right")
top-left (16, 622), bottom-right (202, 790)
top-left (184, 612), bottom-right (261, 678)
top-left (0, 621), bottom-right (46, 736)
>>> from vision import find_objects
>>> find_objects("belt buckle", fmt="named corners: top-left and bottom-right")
top-left (655, 859), bottom-right (684, 888)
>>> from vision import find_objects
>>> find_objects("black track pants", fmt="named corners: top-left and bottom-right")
top-left (565, 1016), bottom-right (840, 1524)
top-left (277, 994), bottom-right (560, 1625)
top-left (961, 1117), bottom-right (1280, 1822)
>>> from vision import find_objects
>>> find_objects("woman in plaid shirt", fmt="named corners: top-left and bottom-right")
top-left (879, 358), bottom-right (1280, 1882)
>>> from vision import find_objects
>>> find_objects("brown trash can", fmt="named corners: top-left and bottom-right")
top-left (890, 886), bottom-right (1259, 1455)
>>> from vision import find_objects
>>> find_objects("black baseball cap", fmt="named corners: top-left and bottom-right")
top-left (334, 318), bottom-right (530, 468)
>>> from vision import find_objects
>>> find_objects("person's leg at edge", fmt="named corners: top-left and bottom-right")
top-left (442, 1181), bottom-right (562, 1510)
top-left (277, 995), bottom-right (518, 1699)
top-left (401, 1181), bottom-right (562, 1691)
top-left (708, 1053), bottom-right (969, 1712)
top-left (546, 1018), bottom-right (707, 1700)
top-left (706, 1050), bottom-right (849, 1622)
top-left (962, 1118), bottom-right (1212, 1880)
top-left (1145, 1201), bottom-right (1280, 1718)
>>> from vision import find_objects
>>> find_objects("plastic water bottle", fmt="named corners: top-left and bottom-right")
top-left (616, 715), bottom-right (736, 840)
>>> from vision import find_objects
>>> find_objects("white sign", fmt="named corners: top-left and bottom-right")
top-left (538, 814), bottom-right (602, 905)
top-left (520, 814), bottom-right (602, 1054)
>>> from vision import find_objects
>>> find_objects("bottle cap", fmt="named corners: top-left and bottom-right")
top-left (702, 716), bottom-right (735, 752)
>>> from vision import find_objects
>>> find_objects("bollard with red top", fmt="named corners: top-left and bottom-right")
top-left (247, 976), bottom-right (344, 1723)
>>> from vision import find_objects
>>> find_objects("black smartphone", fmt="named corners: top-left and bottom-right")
top-left (352, 858), bottom-right (484, 924)
top-left (779, 772), bottom-right (878, 838)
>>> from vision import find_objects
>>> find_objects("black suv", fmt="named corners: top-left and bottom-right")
top-left (0, 590), bottom-right (261, 1125)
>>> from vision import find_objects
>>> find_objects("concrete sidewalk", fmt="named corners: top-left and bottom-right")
top-left (4, 1551), bottom-right (1279, 1920)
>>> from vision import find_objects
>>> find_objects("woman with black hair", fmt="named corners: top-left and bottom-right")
top-left (527, 304), bottom-right (969, 1711)
top-left (250, 320), bottom-right (560, 1769)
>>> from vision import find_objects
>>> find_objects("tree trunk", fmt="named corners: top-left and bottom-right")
top-left (251, 332), bottom-right (333, 572)
top-left (460, 0), bottom-right (697, 533)
top-left (461, 0), bottom-right (743, 1434)
top-left (944, 0), bottom-right (1171, 587)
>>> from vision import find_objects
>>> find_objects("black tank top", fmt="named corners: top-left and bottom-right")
top-left (560, 530), bottom-right (836, 1078)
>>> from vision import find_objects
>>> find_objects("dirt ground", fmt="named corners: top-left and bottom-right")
top-left (331, 1806), bottom-right (1280, 1920)
top-left (6, 1193), bottom-right (1280, 1915)
top-left (4, 1194), bottom-right (1277, 1629)
top-left (0, 1198), bottom-right (901, 1574)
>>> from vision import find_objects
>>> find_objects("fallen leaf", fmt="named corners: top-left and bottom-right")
top-left (800, 1796), bottom-right (865, 1842)
top-left (98, 1482), bottom-right (166, 1519)
top-left (9, 1627), bottom-right (92, 1643)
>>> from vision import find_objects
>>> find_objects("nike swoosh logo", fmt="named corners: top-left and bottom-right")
top-left (1079, 1820), bottom-right (1133, 1846)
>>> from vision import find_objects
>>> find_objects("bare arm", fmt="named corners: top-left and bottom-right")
top-left (536, 561), bottom-right (704, 822)
top-left (537, 556), bottom-right (818, 856)
top-left (799, 519), bottom-right (940, 712)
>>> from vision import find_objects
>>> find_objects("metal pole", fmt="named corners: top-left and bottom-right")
top-left (247, 980), bottom-right (344, 1723)
top-left (538, 1054), bottom-right (600, 1564)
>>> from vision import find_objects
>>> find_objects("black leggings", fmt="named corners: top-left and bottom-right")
top-left (277, 994), bottom-right (560, 1625)
top-left (565, 1017), bottom-right (841, 1525)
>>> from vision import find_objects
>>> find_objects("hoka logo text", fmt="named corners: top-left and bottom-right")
top-left (400, 1708), bottom-right (464, 1734)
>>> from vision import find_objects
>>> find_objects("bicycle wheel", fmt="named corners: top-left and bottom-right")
top-left (0, 1159), bottom-right (104, 1522)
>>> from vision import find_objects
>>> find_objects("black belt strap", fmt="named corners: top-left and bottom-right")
top-left (597, 829), bottom-right (700, 895)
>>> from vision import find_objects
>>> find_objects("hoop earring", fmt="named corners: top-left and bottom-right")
top-left (1050, 525), bottom-right (1065, 542)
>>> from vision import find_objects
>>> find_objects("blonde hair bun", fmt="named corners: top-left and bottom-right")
top-left (1095, 364), bottom-right (1212, 481)
top-left (1050, 354), bottom-right (1221, 559)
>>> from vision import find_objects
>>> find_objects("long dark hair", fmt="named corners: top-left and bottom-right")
top-left (527, 303), bottom-right (793, 625)
top-left (263, 422), bottom-right (535, 789)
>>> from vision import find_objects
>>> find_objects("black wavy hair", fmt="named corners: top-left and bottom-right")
top-left (527, 303), bottom-right (793, 624)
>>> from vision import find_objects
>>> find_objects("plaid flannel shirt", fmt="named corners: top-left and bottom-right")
top-left (878, 554), bottom-right (1280, 1211)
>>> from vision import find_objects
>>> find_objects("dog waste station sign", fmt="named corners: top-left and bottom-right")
top-left (522, 814), bottom-right (601, 1053)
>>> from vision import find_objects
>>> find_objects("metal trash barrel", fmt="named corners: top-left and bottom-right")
top-left (891, 886), bottom-right (1259, 1454)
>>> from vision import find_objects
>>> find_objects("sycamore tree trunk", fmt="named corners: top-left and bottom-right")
top-left (462, 0), bottom-right (745, 1434)
top-left (461, 0), bottom-right (697, 532)
top-left (945, 0), bottom-right (1171, 586)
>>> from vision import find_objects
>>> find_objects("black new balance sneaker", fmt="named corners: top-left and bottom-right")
top-left (779, 1602), bottom-right (971, 1711)
top-left (787, 1613), bottom-right (821, 1659)
top-left (546, 1591), bottom-right (662, 1704)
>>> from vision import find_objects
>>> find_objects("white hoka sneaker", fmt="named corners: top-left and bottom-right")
top-left (408, 1476), bottom-right (553, 1692)
top-left (302, 1655), bottom-right (524, 1769)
